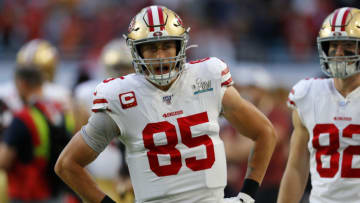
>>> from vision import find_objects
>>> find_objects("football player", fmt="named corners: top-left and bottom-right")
top-left (73, 38), bottom-right (134, 203)
top-left (0, 39), bottom-right (77, 203)
top-left (0, 39), bottom-right (73, 119)
top-left (278, 7), bottom-right (360, 203)
top-left (55, 5), bottom-right (277, 203)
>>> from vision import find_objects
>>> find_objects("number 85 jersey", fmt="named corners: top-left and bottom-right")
top-left (288, 78), bottom-right (360, 203)
top-left (92, 57), bottom-right (233, 202)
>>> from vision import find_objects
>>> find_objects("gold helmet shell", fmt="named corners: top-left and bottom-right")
top-left (100, 38), bottom-right (133, 78)
top-left (126, 5), bottom-right (189, 86)
top-left (317, 7), bottom-right (360, 78)
top-left (16, 39), bottom-right (58, 81)
top-left (127, 6), bottom-right (186, 41)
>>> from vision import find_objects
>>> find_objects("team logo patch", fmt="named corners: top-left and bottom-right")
top-left (119, 91), bottom-right (137, 109)
top-left (192, 78), bottom-right (213, 95)
top-left (162, 94), bottom-right (173, 105)
top-left (334, 116), bottom-right (352, 121)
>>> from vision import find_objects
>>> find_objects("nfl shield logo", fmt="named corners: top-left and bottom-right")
top-left (162, 95), bottom-right (173, 105)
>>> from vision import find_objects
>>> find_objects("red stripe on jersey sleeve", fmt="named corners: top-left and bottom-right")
top-left (221, 67), bottom-right (230, 76)
top-left (221, 77), bottom-right (233, 87)
top-left (93, 99), bottom-right (108, 104)
top-left (287, 99), bottom-right (296, 107)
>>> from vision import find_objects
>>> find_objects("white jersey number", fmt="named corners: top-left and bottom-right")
top-left (313, 124), bottom-right (360, 178)
top-left (142, 112), bottom-right (215, 177)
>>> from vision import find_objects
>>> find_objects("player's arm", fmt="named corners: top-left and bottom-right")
top-left (55, 112), bottom-right (119, 203)
top-left (0, 143), bottom-right (16, 170)
top-left (277, 110), bottom-right (310, 203)
top-left (222, 86), bottom-right (277, 198)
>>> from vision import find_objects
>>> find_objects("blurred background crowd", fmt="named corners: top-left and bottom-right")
top-left (0, 0), bottom-right (359, 203)
top-left (2, 0), bottom-right (360, 64)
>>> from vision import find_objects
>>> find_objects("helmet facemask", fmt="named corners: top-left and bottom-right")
top-left (318, 37), bottom-right (360, 78)
top-left (129, 35), bottom-right (188, 86)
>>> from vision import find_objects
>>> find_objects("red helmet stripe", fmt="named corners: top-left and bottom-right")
top-left (158, 6), bottom-right (165, 31)
top-left (341, 8), bottom-right (351, 31)
top-left (331, 9), bottom-right (340, 31)
top-left (147, 7), bottom-right (155, 32)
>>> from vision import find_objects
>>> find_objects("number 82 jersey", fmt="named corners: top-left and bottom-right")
top-left (92, 57), bottom-right (233, 202)
top-left (288, 78), bottom-right (360, 203)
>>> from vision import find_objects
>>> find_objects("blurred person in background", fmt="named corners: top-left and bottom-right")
top-left (0, 39), bottom-right (78, 203)
top-left (73, 38), bottom-right (134, 203)
top-left (55, 5), bottom-right (277, 203)
top-left (0, 38), bottom-right (80, 139)
top-left (220, 67), bottom-right (291, 203)
top-left (278, 7), bottom-right (360, 203)
top-left (0, 64), bottom-right (70, 203)
top-left (0, 39), bottom-right (74, 129)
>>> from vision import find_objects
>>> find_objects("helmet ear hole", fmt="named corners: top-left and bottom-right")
top-left (321, 41), bottom-right (330, 56)
top-left (136, 45), bottom-right (144, 58)
top-left (176, 40), bottom-right (181, 55)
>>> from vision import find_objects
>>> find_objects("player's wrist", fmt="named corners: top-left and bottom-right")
top-left (101, 195), bottom-right (116, 203)
top-left (240, 178), bottom-right (259, 199)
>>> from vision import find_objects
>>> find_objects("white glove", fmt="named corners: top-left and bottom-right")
top-left (223, 197), bottom-right (241, 203)
top-left (237, 192), bottom-right (255, 203)
top-left (223, 193), bottom-right (255, 203)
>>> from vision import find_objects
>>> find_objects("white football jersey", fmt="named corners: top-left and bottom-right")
top-left (92, 57), bottom-right (233, 202)
top-left (288, 78), bottom-right (360, 203)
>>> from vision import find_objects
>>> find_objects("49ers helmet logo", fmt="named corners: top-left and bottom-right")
top-left (128, 17), bottom-right (136, 33)
top-left (119, 91), bottom-right (137, 109)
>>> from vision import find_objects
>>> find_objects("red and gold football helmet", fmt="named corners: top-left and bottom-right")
top-left (318, 7), bottom-right (360, 78)
top-left (126, 5), bottom-right (189, 86)
top-left (16, 39), bottom-right (58, 82)
top-left (100, 38), bottom-right (133, 78)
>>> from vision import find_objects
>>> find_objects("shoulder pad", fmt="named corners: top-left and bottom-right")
top-left (208, 57), bottom-right (227, 70)
top-left (211, 57), bottom-right (233, 87)
top-left (91, 79), bottom-right (114, 112)
top-left (288, 78), bottom-right (315, 109)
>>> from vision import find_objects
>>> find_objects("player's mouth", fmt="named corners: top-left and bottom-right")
top-left (154, 65), bottom-right (170, 75)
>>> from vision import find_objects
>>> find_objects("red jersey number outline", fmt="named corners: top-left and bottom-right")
top-left (142, 112), bottom-right (215, 177)
top-left (313, 124), bottom-right (360, 178)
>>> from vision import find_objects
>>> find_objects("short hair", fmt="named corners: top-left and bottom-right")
top-left (15, 66), bottom-right (44, 87)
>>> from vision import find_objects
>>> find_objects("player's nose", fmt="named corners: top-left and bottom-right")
top-left (155, 49), bottom-right (168, 58)
top-left (334, 44), bottom-right (345, 56)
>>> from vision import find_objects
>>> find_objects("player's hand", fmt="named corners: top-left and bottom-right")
top-left (237, 192), bottom-right (255, 203)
